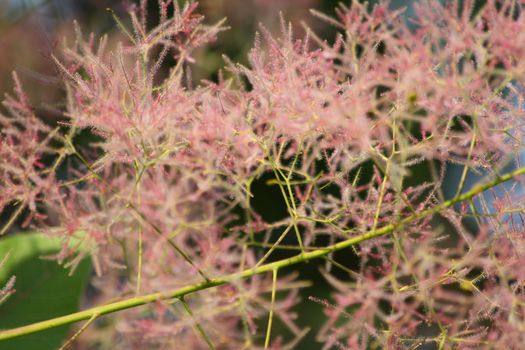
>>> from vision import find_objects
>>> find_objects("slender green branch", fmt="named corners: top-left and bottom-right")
top-left (264, 268), bottom-right (278, 349)
top-left (0, 200), bottom-right (25, 236)
top-left (58, 313), bottom-right (98, 350)
top-left (0, 165), bottom-right (523, 342)
top-left (180, 297), bottom-right (216, 350)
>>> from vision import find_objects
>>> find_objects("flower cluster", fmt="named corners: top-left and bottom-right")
top-left (1, 0), bottom-right (525, 349)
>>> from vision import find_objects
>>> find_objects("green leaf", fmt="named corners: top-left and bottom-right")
top-left (0, 232), bottom-right (91, 350)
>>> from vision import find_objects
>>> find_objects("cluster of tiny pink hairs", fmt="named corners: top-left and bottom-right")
top-left (1, 0), bottom-right (525, 349)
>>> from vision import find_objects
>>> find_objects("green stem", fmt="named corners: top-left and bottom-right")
top-left (264, 268), bottom-right (278, 349)
top-left (180, 297), bottom-right (216, 350)
top-left (0, 166), bottom-right (523, 342)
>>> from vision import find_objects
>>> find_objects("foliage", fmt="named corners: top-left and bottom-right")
top-left (0, 233), bottom-right (91, 350)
